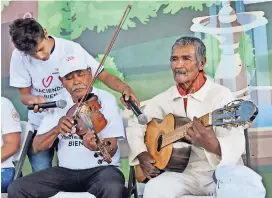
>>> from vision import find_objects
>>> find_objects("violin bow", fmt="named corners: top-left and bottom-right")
top-left (72, 4), bottom-right (132, 118)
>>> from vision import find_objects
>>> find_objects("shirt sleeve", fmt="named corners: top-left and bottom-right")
top-left (204, 88), bottom-right (246, 167)
top-left (126, 94), bottom-right (165, 166)
top-left (76, 44), bottom-right (104, 77)
top-left (9, 49), bottom-right (32, 88)
top-left (1, 98), bottom-right (22, 134)
top-left (98, 92), bottom-right (125, 139)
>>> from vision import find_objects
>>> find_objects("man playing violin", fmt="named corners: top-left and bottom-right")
top-left (9, 18), bottom-right (138, 172)
top-left (7, 53), bottom-right (127, 198)
top-left (126, 36), bottom-right (246, 197)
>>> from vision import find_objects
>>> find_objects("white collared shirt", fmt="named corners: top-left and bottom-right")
top-left (37, 88), bottom-right (125, 170)
top-left (126, 79), bottom-right (245, 186)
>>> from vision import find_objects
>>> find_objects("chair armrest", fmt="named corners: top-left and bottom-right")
top-left (13, 130), bottom-right (34, 180)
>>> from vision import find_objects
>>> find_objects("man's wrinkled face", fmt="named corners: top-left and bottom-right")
top-left (170, 44), bottom-right (204, 85)
top-left (61, 68), bottom-right (92, 100)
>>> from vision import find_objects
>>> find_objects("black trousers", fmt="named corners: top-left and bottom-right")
top-left (7, 165), bottom-right (126, 198)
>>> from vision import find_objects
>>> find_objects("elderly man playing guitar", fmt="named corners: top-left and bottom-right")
top-left (126, 36), bottom-right (258, 197)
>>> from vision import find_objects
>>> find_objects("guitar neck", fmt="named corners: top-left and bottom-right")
top-left (161, 113), bottom-right (211, 148)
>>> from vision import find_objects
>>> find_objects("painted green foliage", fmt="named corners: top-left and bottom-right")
top-left (38, 0), bottom-right (255, 92)
top-left (38, 1), bottom-right (220, 40)
top-left (38, 1), bottom-right (73, 39)
top-left (1, 0), bottom-right (11, 12)
top-left (93, 55), bottom-right (125, 109)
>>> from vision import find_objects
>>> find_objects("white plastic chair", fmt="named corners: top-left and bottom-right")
top-left (13, 121), bottom-right (35, 180)
top-left (182, 196), bottom-right (214, 198)
top-left (50, 192), bottom-right (95, 198)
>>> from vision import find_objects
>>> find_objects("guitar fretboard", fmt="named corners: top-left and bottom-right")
top-left (161, 113), bottom-right (211, 148)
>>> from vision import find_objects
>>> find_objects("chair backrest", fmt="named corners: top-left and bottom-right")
top-left (13, 121), bottom-right (34, 162)
top-left (12, 121), bottom-right (34, 180)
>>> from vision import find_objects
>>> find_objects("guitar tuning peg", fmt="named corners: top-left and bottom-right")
top-left (94, 153), bottom-right (99, 158)
top-left (244, 123), bottom-right (249, 129)
top-left (97, 159), bottom-right (103, 164)
top-left (224, 124), bottom-right (231, 129)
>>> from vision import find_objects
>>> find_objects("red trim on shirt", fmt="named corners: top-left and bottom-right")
top-left (177, 71), bottom-right (206, 112)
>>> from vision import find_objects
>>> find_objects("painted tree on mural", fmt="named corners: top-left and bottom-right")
top-left (38, 1), bottom-right (220, 39)
top-left (38, 0), bottom-right (255, 101)
top-left (38, 1), bottom-right (73, 39)
top-left (38, 1), bottom-right (254, 73)
top-left (94, 55), bottom-right (125, 108)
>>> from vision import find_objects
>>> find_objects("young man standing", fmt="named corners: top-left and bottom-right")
top-left (9, 18), bottom-right (138, 172)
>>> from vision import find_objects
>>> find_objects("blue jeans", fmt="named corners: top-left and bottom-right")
top-left (1, 167), bottom-right (15, 193)
top-left (27, 145), bottom-right (54, 172)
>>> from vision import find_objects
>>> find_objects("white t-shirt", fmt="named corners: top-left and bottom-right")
top-left (9, 36), bottom-right (104, 130)
top-left (1, 97), bottom-right (22, 168)
top-left (37, 88), bottom-right (125, 170)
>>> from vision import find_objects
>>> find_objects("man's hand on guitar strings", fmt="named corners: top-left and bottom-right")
top-left (138, 152), bottom-right (160, 179)
top-left (186, 117), bottom-right (221, 155)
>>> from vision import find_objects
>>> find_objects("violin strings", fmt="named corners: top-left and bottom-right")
top-left (79, 112), bottom-right (91, 131)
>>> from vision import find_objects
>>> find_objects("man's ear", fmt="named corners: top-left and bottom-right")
top-left (199, 57), bottom-right (207, 71)
top-left (87, 67), bottom-right (92, 73)
top-left (44, 29), bottom-right (49, 40)
top-left (87, 68), bottom-right (93, 76)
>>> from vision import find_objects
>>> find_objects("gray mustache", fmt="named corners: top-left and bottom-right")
top-left (72, 84), bottom-right (87, 92)
top-left (174, 68), bottom-right (188, 76)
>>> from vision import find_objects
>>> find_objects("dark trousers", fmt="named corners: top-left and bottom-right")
top-left (7, 165), bottom-right (126, 198)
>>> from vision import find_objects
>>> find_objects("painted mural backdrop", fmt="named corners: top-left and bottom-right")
top-left (1, 0), bottom-right (272, 196)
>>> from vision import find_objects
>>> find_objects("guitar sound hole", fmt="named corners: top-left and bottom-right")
top-left (157, 135), bottom-right (163, 152)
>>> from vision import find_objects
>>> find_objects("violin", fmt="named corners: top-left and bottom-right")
top-left (65, 5), bottom-right (132, 164)
top-left (67, 93), bottom-right (107, 136)
top-left (66, 93), bottom-right (112, 164)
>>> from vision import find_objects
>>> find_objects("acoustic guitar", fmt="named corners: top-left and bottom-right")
top-left (135, 99), bottom-right (258, 183)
